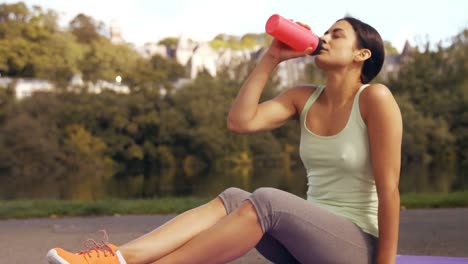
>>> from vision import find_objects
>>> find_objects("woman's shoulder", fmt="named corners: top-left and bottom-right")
top-left (274, 84), bottom-right (320, 103)
top-left (288, 84), bottom-right (321, 105)
top-left (363, 83), bottom-right (391, 93)
top-left (360, 83), bottom-right (395, 105)
top-left (359, 83), bottom-right (400, 122)
top-left (277, 84), bottom-right (321, 119)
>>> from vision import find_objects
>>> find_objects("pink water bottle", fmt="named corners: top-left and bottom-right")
top-left (265, 14), bottom-right (323, 55)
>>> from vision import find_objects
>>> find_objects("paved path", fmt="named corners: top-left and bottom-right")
top-left (1, 208), bottom-right (467, 263)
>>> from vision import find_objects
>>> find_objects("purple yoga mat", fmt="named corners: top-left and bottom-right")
top-left (396, 255), bottom-right (468, 264)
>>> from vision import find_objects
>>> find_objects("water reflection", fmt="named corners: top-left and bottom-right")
top-left (0, 160), bottom-right (462, 200)
top-left (399, 163), bottom-right (457, 193)
top-left (106, 162), bottom-right (460, 199)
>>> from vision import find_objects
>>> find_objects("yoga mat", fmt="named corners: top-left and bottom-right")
top-left (396, 255), bottom-right (468, 264)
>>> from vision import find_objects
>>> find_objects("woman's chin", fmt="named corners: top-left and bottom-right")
top-left (314, 57), bottom-right (332, 70)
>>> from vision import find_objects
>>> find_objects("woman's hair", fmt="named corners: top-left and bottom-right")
top-left (338, 17), bottom-right (385, 84)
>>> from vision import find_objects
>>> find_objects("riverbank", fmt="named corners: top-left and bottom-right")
top-left (1, 191), bottom-right (468, 219)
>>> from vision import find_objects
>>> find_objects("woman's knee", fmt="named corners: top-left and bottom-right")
top-left (250, 187), bottom-right (282, 205)
top-left (218, 187), bottom-right (251, 214)
top-left (219, 187), bottom-right (248, 197)
top-left (247, 187), bottom-right (286, 231)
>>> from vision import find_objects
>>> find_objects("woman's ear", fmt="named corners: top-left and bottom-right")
top-left (354, 49), bottom-right (371, 62)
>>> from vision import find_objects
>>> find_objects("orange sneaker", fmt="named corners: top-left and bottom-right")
top-left (46, 231), bottom-right (122, 264)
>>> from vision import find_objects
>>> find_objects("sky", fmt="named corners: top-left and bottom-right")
top-left (5, 0), bottom-right (468, 52)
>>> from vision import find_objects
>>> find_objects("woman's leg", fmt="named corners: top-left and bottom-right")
top-left (120, 187), bottom-right (305, 264)
top-left (151, 187), bottom-right (376, 264)
top-left (46, 187), bottom-right (299, 264)
top-left (215, 187), bottom-right (375, 264)
top-left (255, 233), bottom-right (300, 264)
top-left (152, 199), bottom-right (264, 264)
top-left (119, 187), bottom-right (272, 264)
top-left (118, 196), bottom-right (227, 263)
top-left (140, 187), bottom-right (298, 264)
top-left (248, 187), bottom-right (378, 264)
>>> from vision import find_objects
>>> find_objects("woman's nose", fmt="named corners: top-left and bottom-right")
top-left (320, 35), bottom-right (329, 44)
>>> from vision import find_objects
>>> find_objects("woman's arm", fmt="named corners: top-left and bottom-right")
top-left (227, 39), bottom-right (311, 134)
top-left (362, 84), bottom-right (402, 264)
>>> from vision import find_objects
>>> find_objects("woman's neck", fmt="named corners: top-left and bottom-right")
top-left (323, 69), bottom-right (363, 108)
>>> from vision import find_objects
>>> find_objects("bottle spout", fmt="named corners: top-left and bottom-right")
top-left (310, 38), bottom-right (323, 56)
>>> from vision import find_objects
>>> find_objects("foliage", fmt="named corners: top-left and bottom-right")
top-left (0, 2), bottom-right (82, 83)
top-left (389, 29), bottom-right (468, 190)
top-left (0, 2), bottom-right (466, 200)
top-left (69, 13), bottom-right (106, 43)
top-left (210, 33), bottom-right (272, 50)
top-left (384, 40), bottom-right (399, 55)
top-left (158, 37), bottom-right (179, 48)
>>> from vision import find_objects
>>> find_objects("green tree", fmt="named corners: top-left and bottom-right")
top-left (79, 38), bottom-right (140, 82)
top-left (0, 2), bottom-right (48, 77)
top-left (396, 94), bottom-right (456, 165)
top-left (210, 33), bottom-right (271, 50)
top-left (390, 28), bottom-right (468, 189)
top-left (158, 37), bottom-right (179, 48)
top-left (69, 13), bottom-right (105, 44)
top-left (32, 32), bottom-right (85, 85)
top-left (0, 2), bottom-right (84, 83)
top-left (123, 54), bottom-right (185, 93)
top-left (62, 124), bottom-right (114, 200)
top-left (0, 107), bottom-right (66, 199)
top-left (384, 40), bottom-right (399, 55)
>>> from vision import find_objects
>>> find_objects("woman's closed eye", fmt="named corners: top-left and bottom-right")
top-left (332, 33), bottom-right (344, 39)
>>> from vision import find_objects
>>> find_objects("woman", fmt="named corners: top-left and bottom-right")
top-left (47, 16), bottom-right (402, 264)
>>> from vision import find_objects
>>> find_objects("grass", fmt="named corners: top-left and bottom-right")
top-left (0, 197), bottom-right (210, 219)
top-left (400, 191), bottom-right (468, 209)
top-left (0, 192), bottom-right (467, 219)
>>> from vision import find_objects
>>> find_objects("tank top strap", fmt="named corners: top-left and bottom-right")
top-left (351, 84), bottom-right (371, 126)
top-left (355, 84), bottom-right (370, 100)
top-left (300, 85), bottom-right (325, 122)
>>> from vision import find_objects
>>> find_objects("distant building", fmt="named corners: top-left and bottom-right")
top-left (0, 76), bottom-right (130, 99)
top-left (0, 77), bottom-right (13, 88)
top-left (173, 34), bottom-right (220, 79)
top-left (0, 78), bottom-right (54, 99)
top-left (381, 40), bottom-right (413, 80)
top-left (105, 16), bottom-right (412, 87)
top-left (87, 80), bottom-right (130, 94)
top-left (136, 43), bottom-right (170, 58)
top-left (189, 42), bottom-right (218, 79)
top-left (69, 74), bottom-right (84, 87)
top-left (176, 33), bottom-right (197, 67)
top-left (277, 56), bottom-right (315, 88)
top-left (110, 19), bottom-right (124, 44)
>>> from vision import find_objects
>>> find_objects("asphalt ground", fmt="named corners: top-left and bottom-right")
top-left (1, 208), bottom-right (467, 263)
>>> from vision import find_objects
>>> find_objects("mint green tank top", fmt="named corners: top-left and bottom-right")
top-left (299, 84), bottom-right (378, 237)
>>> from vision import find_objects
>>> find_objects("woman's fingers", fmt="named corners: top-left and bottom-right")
top-left (303, 47), bottom-right (313, 55)
top-left (289, 18), bottom-right (311, 30)
top-left (296, 21), bottom-right (311, 30)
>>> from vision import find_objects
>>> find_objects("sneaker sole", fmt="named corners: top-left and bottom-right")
top-left (46, 249), bottom-right (69, 264)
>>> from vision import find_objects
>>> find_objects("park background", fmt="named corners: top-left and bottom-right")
top-left (0, 1), bottom-right (467, 217)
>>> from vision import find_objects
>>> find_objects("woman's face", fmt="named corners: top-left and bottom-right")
top-left (314, 20), bottom-right (361, 70)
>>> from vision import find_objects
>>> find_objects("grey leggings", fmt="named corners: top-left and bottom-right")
top-left (218, 187), bottom-right (377, 264)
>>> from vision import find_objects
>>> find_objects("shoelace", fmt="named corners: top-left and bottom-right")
top-left (78, 230), bottom-right (115, 258)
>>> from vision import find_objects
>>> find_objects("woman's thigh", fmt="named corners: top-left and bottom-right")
top-left (247, 187), bottom-right (377, 264)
